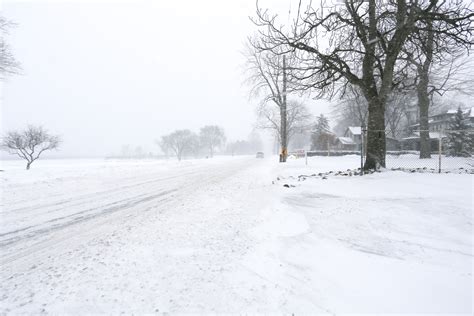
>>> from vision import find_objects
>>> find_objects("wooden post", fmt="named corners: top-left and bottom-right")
top-left (438, 133), bottom-right (442, 173)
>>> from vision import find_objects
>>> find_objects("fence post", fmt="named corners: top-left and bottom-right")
top-left (305, 149), bottom-right (308, 166)
top-left (438, 133), bottom-right (442, 173)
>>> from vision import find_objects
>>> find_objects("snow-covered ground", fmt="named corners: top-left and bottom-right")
top-left (0, 156), bottom-right (472, 314)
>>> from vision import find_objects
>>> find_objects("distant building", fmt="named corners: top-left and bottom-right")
top-left (401, 107), bottom-right (473, 151)
top-left (401, 132), bottom-right (445, 151)
top-left (334, 137), bottom-right (358, 151)
top-left (410, 107), bottom-right (474, 132)
top-left (344, 126), bottom-right (362, 144)
top-left (344, 126), bottom-right (362, 139)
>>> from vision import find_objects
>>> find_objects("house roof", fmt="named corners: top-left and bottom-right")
top-left (338, 137), bottom-right (356, 145)
top-left (347, 126), bottom-right (362, 135)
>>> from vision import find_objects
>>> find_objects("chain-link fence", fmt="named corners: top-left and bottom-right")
top-left (362, 129), bottom-right (474, 173)
top-left (300, 128), bottom-right (474, 174)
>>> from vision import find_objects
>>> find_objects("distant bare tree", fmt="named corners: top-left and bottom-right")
top-left (333, 85), bottom-right (417, 138)
top-left (1, 125), bottom-right (60, 170)
top-left (0, 16), bottom-right (21, 79)
top-left (257, 99), bottom-right (312, 146)
top-left (384, 92), bottom-right (415, 139)
top-left (188, 133), bottom-right (202, 158)
top-left (163, 130), bottom-right (197, 161)
top-left (244, 41), bottom-right (292, 162)
top-left (331, 85), bottom-right (368, 134)
top-left (156, 136), bottom-right (171, 159)
top-left (199, 125), bottom-right (226, 158)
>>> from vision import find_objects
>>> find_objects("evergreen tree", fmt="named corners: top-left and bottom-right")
top-left (311, 115), bottom-right (333, 150)
top-left (445, 107), bottom-right (473, 157)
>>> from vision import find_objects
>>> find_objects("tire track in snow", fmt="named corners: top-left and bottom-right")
top-left (0, 158), bottom-right (253, 270)
top-left (4, 166), bottom-right (207, 214)
top-left (0, 188), bottom-right (178, 246)
top-left (1, 163), bottom-right (232, 244)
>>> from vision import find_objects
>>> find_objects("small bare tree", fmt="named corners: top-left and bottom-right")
top-left (199, 125), bottom-right (226, 158)
top-left (162, 130), bottom-right (197, 161)
top-left (1, 125), bottom-right (60, 170)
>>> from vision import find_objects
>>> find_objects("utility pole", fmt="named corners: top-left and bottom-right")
top-left (280, 55), bottom-right (288, 163)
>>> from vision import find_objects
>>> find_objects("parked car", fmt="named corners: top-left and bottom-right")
top-left (256, 152), bottom-right (264, 158)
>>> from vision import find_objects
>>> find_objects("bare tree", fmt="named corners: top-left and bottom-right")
top-left (162, 130), bottom-right (197, 161)
top-left (331, 85), bottom-right (369, 134)
top-left (252, 0), bottom-right (473, 169)
top-left (0, 16), bottom-right (21, 79)
top-left (199, 125), bottom-right (226, 158)
top-left (1, 125), bottom-right (60, 170)
top-left (244, 41), bottom-right (291, 162)
top-left (156, 136), bottom-right (171, 159)
top-left (384, 92), bottom-right (416, 139)
top-left (332, 85), bottom-right (416, 138)
top-left (405, 16), bottom-right (474, 158)
top-left (257, 99), bottom-right (312, 147)
top-left (188, 133), bottom-right (202, 159)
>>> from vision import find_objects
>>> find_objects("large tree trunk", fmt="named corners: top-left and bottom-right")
top-left (362, 0), bottom-right (386, 170)
top-left (418, 72), bottom-right (431, 158)
top-left (417, 22), bottom-right (434, 159)
top-left (364, 97), bottom-right (386, 170)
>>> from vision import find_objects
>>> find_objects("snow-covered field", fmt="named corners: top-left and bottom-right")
top-left (0, 156), bottom-right (472, 314)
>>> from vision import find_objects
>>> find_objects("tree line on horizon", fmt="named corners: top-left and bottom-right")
top-left (154, 126), bottom-right (264, 161)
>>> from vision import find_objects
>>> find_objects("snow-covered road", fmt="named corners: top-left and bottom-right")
top-left (1, 158), bottom-right (260, 262)
top-left (1, 157), bottom-right (275, 313)
top-left (0, 156), bottom-right (472, 314)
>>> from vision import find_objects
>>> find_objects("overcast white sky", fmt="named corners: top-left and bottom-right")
top-left (1, 0), bottom-right (331, 158)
